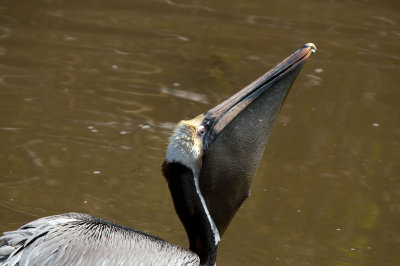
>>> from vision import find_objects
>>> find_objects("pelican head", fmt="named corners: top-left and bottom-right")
top-left (163, 43), bottom-right (316, 265)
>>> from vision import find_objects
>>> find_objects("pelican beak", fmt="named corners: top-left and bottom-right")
top-left (204, 43), bottom-right (316, 138)
top-left (199, 43), bottom-right (316, 235)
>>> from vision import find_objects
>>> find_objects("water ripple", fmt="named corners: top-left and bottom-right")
top-left (164, 0), bottom-right (215, 12)
top-left (111, 61), bottom-right (162, 75)
top-left (0, 26), bottom-right (10, 40)
top-left (160, 87), bottom-right (209, 104)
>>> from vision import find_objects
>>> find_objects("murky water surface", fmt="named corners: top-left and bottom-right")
top-left (1, 0), bottom-right (399, 265)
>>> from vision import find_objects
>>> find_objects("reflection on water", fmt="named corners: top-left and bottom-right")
top-left (0, 0), bottom-right (400, 265)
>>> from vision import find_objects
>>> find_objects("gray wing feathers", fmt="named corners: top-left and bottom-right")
top-left (0, 213), bottom-right (199, 265)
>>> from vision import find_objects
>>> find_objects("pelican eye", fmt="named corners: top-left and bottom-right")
top-left (196, 125), bottom-right (205, 137)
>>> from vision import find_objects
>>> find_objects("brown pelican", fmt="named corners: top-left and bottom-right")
top-left (0, 43), bottom-right (316, 265)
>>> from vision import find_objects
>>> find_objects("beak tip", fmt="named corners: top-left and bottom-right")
top-left (303, 42), bottom-right (317, 53)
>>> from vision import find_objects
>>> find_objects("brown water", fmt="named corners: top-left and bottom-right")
top-left (1, 0), bottom-right (399, 265)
